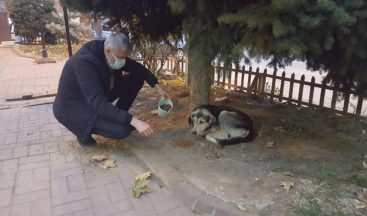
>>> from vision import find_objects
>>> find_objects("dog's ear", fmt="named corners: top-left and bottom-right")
top-left (209, 113), bottom-right (216, 124)
top-left (188, 115), bottom-right (193, 128)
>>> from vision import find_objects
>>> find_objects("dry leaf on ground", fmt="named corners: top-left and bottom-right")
top-left (135, 171), bottom-right (151, 181)
top-left (232, 200), bottom-right (248, 212)
top-left (264, 141), bottom-right (276, 148)
top-left (282, 171), bottom-right (294, 177)
top-left (235, 203), bottom-right (248, 212)
top-left (214, 97), bottom-right (228, 102)
top-left (150, 110), bottom-right (158, 114)
top-left (89, 154), bottom-right (109, 164)
top-left (133, 172), bottom-right (153, 198)
top-left (273, 127), bottom-right (285, 133)
top-left (363, 160), bottom-right (367, 169)
top-left (102, 159), bottom-right (116, 170)
top-left (257, 130), bottom-right (263, 137)
top-left (280, 181), bottom-right (294, 192)
top-left (355, 203), bottom-right (366, 209)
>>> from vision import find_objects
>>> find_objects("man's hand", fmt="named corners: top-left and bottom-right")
top-left (130, 117), bottom-right (154, 137)
top-left (155, 84), bottom-right (171, 99)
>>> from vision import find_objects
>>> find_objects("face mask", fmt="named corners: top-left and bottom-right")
top-left (108, 53), bottom-right (126, 70)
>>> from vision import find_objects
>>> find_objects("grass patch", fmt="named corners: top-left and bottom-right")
top-left (296, 203), bottom-right (354, 216)
top-left (19, 43), bottom-right (83, 58)
top-left (348, 175), bottom-right (367, 188)
top-left (317, 163), bottom-right (340, 183)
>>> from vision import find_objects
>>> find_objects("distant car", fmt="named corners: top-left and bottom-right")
top-left (175, 39), bottom-right (186, 60)
top-left (92, 30), bottom-right (112, 40)
top-left (8, 17), bottom-right (15, 40)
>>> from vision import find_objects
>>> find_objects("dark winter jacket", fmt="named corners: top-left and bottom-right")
top-left (53, 40), bottom-right (158, 139)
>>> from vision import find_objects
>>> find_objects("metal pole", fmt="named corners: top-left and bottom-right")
top-left (63, 6), bottom-right (72, 57)
top-left (41, 31), bottom-right (48, 58)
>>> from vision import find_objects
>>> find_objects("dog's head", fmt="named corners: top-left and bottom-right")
top-left (188, 108), bottom-right (216, 136)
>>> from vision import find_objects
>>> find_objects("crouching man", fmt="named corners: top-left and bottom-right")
top-left (53, 33), bottom-right (170, 146)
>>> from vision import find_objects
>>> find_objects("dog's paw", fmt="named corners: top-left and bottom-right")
top-left (205, 135), bottom-right (218, 144)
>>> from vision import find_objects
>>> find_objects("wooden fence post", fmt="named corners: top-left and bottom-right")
top-left (331, 81), bottom-right (340, 110)
top-left (319, 81), bottom-right (326, 107)
top-left (298, 75), bottom-right (305, 106)
top-left (343, 92), bottom-right (350, 113)
top-left (288, 73), bottom-right (295, 104)
top-left (216, 65), bottom-right (221, 86)
top-left (228, 65), bottom-right (233, 90)
top-left (247, 66), bottom-right (252, 91)
top-left (184, 55), bottom-right (190, 86)
top-left (356, 95), bottom-right (364, 115)
top-left (222, 66), bottom-right (227, 88)
top-left (234, 64), bottom-right (239, 91)
top-left (211, 63), bottom-right (215, 84)
top-left (241, 65), bottom-right (245, 91)
top-left (279, 71), bottom-right (285, 102)
top-left (270, 70), bottom-right (277, 101)
top-left (258, 69), bottom-right (267, 96)
top-left (309, 76), bottom-right (315, 105)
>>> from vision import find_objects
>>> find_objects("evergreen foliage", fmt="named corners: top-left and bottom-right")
top-left (61, 0), bottom-right (367, 103)
top-left (6, 0), bottom-right (60, 44)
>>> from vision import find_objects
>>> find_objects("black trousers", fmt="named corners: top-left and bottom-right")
top-left (92, 72), bottom-right (144, 139)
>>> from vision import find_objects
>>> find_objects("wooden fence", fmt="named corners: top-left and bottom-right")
top-left (213, 64), bottom-right (366, 116)
top-left (137, 57), bottom-right (186, 75)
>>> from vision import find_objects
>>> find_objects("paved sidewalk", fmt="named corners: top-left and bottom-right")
top-left (0, 103), bottom-right (195, 216)
top-left (0, 47), bottom-right (195, 215)
top-left (0, 47), bottom-right (65, 105)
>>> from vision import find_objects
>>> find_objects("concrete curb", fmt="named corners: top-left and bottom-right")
top-left (126, 141), bottom-right (245, 216)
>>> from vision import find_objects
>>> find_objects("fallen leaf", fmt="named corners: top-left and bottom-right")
top-left (150, 110), bottom-right (158, 114)
top-left (214, 97), bottom-right (228, 102)
top-left (102, 159), bottom-right (116, 170)
top-left (135, 171), bottom-right (151, 181)
top-left (360, 198), bottom-right (367, 205)
top-left (280, 181), bottom-right (294, 192)
top-left (89, 154), bottom-right (109, 163)
top-left (356, 203), bottom-right (366, 209)
top-left (257, 130), bottom-right (263, 137)
top-left (273, 127), bottom-right (285, 133)
top-left (363, 161), bottom-right (367, 169)
top-left (235, 203), bottom-right (248, 212)
top-left (132, 179), bottom-right (152, 198)
top-left (282, 171), bottom-right (294, 177)
top-left (264, 141), bottom-right (276, 148)
top-left (232, 200), bottom-right (248, 212)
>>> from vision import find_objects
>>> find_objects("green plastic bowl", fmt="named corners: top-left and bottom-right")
top-left (157, 98), bottom-right (173, 118)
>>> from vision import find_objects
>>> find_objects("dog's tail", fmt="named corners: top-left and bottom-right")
top-left (208, 130), bottom-right (256, 147)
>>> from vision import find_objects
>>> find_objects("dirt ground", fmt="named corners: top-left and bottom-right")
top-left (96, 77), bottom-right (367, 216)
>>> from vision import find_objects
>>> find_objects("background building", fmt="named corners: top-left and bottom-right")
top-left (0, 0), bottom-right (11, 42)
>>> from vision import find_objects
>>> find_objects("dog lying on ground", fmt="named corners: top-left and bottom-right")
top-left (189, 105), bottom-right (255, 148)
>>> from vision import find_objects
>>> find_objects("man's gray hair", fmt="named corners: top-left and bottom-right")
top-left (104, 33), bottom-right (132, 53)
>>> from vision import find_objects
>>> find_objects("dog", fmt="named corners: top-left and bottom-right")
top-left (188, 105), bottom-right (255, 148)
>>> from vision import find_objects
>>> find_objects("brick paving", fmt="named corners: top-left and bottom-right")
top-left (0, 103), bottom-right (195, 216)
top-left (0, 46), bottom-right (196, 216)
top-left (0, 47), bottom-right (65, 105)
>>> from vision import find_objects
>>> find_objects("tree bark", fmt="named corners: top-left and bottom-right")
top-left (188, 50), bottom-right (212, 110)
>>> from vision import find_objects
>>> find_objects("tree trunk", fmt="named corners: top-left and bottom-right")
top-left (79, 13), bottom-right (91, 28)
top-left (188, 50), bottom-right (212, 110)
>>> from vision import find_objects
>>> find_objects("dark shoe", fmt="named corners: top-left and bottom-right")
top-left (77, 136), bottom-right (97, 146)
